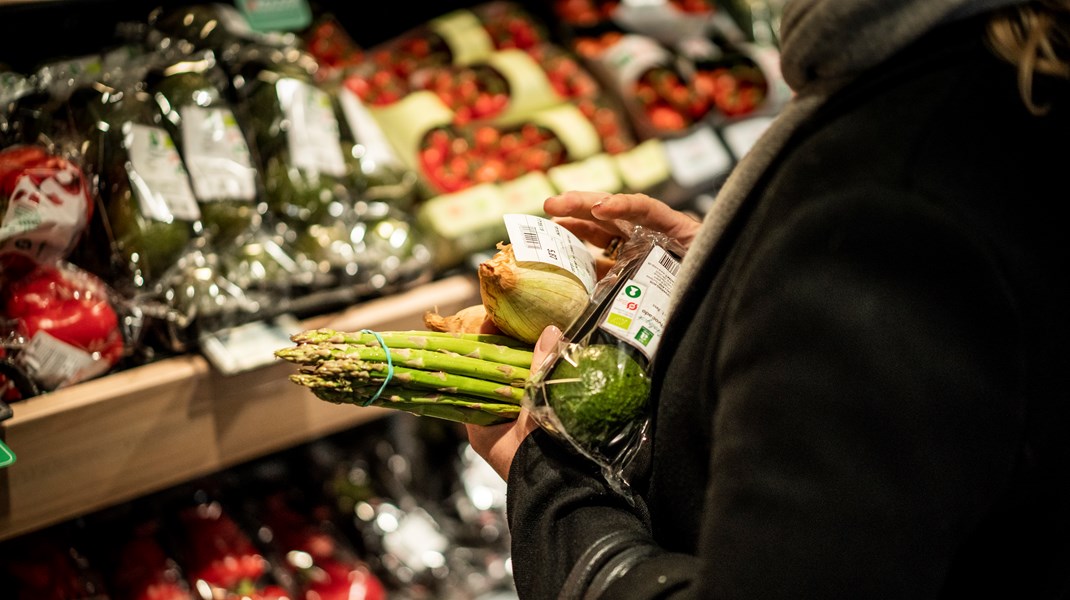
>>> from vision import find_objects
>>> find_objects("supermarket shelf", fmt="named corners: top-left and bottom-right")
top-left (0, 273), bottom-right (482, 542)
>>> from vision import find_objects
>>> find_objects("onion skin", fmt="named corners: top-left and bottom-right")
top-left (478, 243), bottom-right (590, 344)
top-left (424, 304), bottom-right (500, 334)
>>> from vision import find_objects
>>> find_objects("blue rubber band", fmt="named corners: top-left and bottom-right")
top-left (361, 329), bottom-right (393, 406)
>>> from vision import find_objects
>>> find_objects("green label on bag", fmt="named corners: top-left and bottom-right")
top-left (236, 0), bottom-right (311, 32)
top-left (0, 439), bottom-right (16, 468)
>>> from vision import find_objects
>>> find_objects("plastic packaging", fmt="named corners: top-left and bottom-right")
top-left (525, 225), bottom-right (685, 497)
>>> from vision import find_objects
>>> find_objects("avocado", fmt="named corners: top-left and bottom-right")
top-left (547, 343), bottom-right (651, 448)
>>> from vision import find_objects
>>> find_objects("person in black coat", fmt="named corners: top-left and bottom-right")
top-left (466, 0), bottom-right (1070, 598)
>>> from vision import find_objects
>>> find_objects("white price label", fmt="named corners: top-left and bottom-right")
top-left (125, 124), bottom-right (201, 222)
top-left (663, 125), bottom-right (732, 188)
top-left (720, 116), bottom-right (775, 160)
top-left (200, 314), bottom-right (303, 375)
top-left (504, 213), bottom-right (597, 293)
top-left (181, 106), bottom-right (258, 202)
top-left (278, 78), bottom-right (348, 177)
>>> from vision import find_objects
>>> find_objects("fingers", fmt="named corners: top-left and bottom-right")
top-left (552, 217), bottom-right (623, 249)
top-left (544, 191), bottom-right (701, 249)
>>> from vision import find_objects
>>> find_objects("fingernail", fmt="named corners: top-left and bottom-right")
top-left (538, 326), bottom-right (561, 353)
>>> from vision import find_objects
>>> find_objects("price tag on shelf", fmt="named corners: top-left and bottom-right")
top-left (613, 139), bottom-right (671, 191)
top-left (720, 116), bottom-right (775, 160)
top-left (500, 171), bottom-right (555, 215)
top-left (547, 154), bottom-right (622, 195)
top-left (200, 314), bottom-right (304, 376)
top-left (662, 126), bottom-right (732, 188)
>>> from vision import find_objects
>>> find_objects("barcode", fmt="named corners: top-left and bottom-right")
top-left (520, 225), bottom-right (541, 250)
top-left (658, 252), bottom-right (680, 276)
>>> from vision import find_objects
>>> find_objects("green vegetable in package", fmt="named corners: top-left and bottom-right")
top-left (86, 84), bottom-right (200, 288)
top-left (544, 343), bottom-right (650, 447)
top-left (147, 51), bottom-right (262, 246)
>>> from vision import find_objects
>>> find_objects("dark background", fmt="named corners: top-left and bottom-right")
top-left (0, 0), bottom-right (559, 72)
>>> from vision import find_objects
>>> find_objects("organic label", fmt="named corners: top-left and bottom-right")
top-left (504, 213), bottom-right (596, 293)
top-left (487, 49), bottom-right (564, 125)
top-left (547, 153), bottom-right (622, 194)
top-left (613, 139), bottom-right (671, 191)
top-left (662, 125), bottom-right (732, 188)
top-left (181, 106), bottom-right (257, 202)
top-left (430, 10), bottom-right (495, 66)
top-left (277, 78), bottom-right (347, 177)
top-left (125, 124), bottom-right (201, 222)
top-left (599, 244), bottom-right (680, 359)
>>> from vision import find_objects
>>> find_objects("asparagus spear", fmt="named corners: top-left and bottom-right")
top-left (290, 328), bottom-right (534, 368)
top-left (299, 360), bottom-right (525, 404)
top-left (303, 379), bottom-right (521, 425)
top-left (276, 343), bottom-right (530, 385)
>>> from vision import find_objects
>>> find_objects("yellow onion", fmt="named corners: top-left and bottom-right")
top-left (478, 242), bottom-right (590, 344)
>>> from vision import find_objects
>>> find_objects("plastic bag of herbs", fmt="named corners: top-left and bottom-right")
top-left (227, 42), bottom-right (399, 302)
top-left (58, 53), bottom-right (260, 356)
top-left (524, 224), bottom-right (686, 497)
top-left (143, 46), bottom-right (319, 310)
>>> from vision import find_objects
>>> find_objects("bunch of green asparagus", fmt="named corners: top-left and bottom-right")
top-left (275, 328), bottom-right (535, 425)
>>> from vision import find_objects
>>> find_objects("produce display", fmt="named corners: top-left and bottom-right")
top-left (0, 3), bottom-right (786, 597)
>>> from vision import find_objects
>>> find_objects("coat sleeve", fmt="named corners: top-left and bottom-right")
top-left (506, 187), bottom-right (1027, 599)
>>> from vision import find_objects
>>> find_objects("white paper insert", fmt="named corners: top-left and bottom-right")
top-left (503, 213), bottom-right (597, 293)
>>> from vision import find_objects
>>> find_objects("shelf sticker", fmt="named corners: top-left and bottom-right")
top-left (0, 440), bottom-right (14, 468)
top-left (547, 153), bottom-right (622, 194)
top-left (418, 183), bottom-right (506, 240)
top-left (200, 314), bottom-right (303, 376)
top-left (720, 116), bottom-right (775, 160)
top-left (613, 138), bottom-right (671, 191)
top-left (663, 125), bottom-right (732, 188)
top-left (500, 171), bottom-right (555, 215)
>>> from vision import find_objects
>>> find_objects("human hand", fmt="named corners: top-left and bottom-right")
top-left (465, 325), bottom-right (564, 480)
top-left (544, 191), bottom-right (702, 253)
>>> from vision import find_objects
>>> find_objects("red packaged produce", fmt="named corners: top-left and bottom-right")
top-left (110, 524), bottom-right (194, 600)
top-left (0, 261), bottom-right (125, 391)
top-left (0, 144), bottom-right (93, 273)
top-left (176, 500), bottom-right (291, 600)
top-left (258, 492), bottom-right (387, 600)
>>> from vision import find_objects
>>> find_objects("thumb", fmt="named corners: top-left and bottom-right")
top-left (532, 325), bottom-right (563, 371)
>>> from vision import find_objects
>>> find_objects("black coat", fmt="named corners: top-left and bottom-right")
top-left (506, 14), bottom-right (1070, 600)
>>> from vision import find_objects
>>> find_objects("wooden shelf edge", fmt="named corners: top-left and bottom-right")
top-left (0, 274), bottom-right (482, 542)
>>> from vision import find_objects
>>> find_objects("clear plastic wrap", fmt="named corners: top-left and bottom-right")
top-left (525, 225), bottom-right (685, 496)
top-left (0, 260), bottom-right (140, 395)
